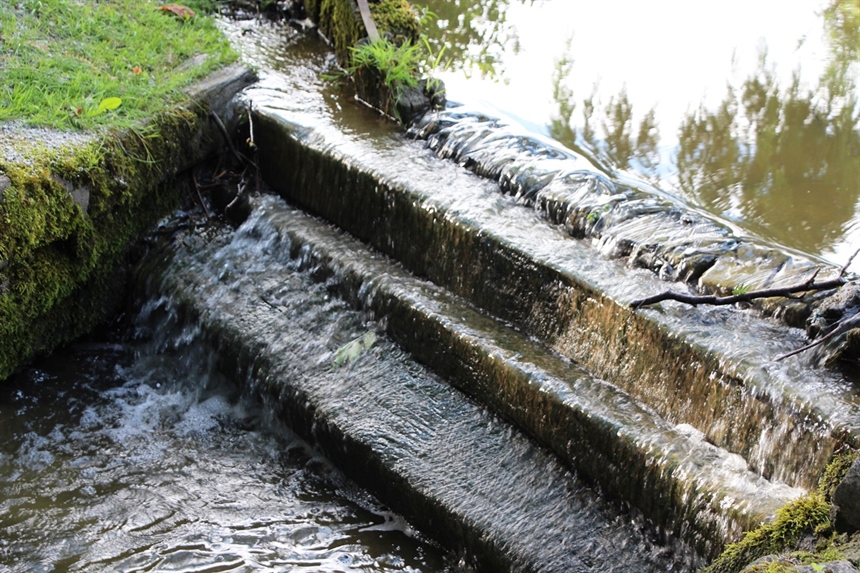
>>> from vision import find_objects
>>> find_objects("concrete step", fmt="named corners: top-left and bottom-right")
top-left (250, 100), bottom-right (860, 494)
top-left (149, 196), bottom-right (803, 563)
top-left (144, 204), bottom-right (691, 572)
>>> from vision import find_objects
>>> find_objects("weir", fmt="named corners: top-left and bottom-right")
top-left (3, 6), bottom-right (858, 572)
top-left (151, 15), bottom-right (860, 569)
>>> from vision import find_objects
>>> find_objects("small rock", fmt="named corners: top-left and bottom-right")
top-left (833, 459), bottom-right (860, 533)
top-left (0, 173), bottom-right (10, 202)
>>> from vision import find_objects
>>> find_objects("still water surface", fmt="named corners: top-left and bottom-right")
top-left (420, 0), bottom-right (860, 271)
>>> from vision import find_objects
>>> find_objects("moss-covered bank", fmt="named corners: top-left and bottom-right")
top-left (0, 0), bottom-right (256, 380)
top-left (0, 64), bottom-right (255, 380)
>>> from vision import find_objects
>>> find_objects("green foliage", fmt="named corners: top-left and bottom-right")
top-left (732, 283), bottom-right (751, 296)
top-left (0, 0), bottom-right (237, 131)
top-left (348, 38), bottom-right (423, 93)
top-left (87, 97), bottom-right (123, 118)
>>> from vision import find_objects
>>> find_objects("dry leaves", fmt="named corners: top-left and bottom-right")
top-left (158, 4), bottom-right (196, 20)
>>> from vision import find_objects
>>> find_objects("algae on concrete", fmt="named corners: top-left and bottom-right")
top-left (705, 451), bottom-right (860, 573)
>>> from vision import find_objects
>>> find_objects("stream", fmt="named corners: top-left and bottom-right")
top-left (0, 294), bottom-right (455, 572)
top-left (2, 1), bottom-right (858, 571)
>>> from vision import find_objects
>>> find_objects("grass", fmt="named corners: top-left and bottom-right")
top-left (348, 37), bottom-right (423, 93)
top-left (0, 0), bottom-right (237, 131)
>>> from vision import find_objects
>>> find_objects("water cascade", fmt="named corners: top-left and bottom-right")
top-left (229, 14), bottom-right (858, 566)
top-left (3, 8), bottom-right (859, 573)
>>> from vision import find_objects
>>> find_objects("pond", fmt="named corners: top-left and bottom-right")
top-left (420, 0), bottom-right (860, 271)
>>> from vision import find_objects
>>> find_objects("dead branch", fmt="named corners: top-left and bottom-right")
top-left (839, 246), bottom-right (860, 277)
top-left (629, 275), bottom-right (845, 309)
top-left (775, 309), bottom-right (860, 362)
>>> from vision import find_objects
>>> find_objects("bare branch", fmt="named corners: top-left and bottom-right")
top-left (838, 247), bottom-right (860, 278)
top-left (775, 309), bottom-right (860, 362)
top-left (630, 276), bottom-right (845, 309)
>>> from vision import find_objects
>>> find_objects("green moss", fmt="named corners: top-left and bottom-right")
top-left (312, 0), bottom-right (419, 65)
top-left (703, 494), bottom-right (831, 573)
top-left (705, 449), bottom-right (860, 573)
top-left (819, 450), bottom-right (860, 502)
top-left (369, 0), bottom-right (420, 42)
top-left (0, 105), bottom-right (211, 380)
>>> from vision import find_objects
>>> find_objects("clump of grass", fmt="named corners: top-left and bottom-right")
top-left (0, 0), bottom-right (237, 131)
top-left (347, 37), bottom-right (423, 95)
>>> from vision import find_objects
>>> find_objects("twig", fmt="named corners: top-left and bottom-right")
top-left (209, 111), bottom-right (244, 165)
top-left (226, 178), bottom-right (246, 211)
top-left (191, 173), bottom-right (212, 219)
top-left (246, 102), bottom-right (261, 195)
top-left (630, 274), bottom-right (845, 309)
top-left (838, 246), bottom-right (860, 278)
top-left (775, 309), bottom-right (860, 362)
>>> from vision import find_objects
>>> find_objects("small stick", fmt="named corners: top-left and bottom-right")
top-left (209, 111), bottom-right (244, 165)
top-left (775, 309), bottom-right (860, 362)
top-left (838, 246), bottom-right (860, 278)
top-left (191, 173), bottom-right (212, 219)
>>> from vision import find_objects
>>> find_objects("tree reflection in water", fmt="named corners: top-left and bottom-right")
top-left (546, 0), bottom-right (859, 255)
top-left (418, 0), bottom-right (536, 79)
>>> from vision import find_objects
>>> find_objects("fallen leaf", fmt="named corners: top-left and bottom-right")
top-left (87, 97), bottom-right (122, 117)
top-left (132, 65), bottom-right (142, 75)
top-left (159, 4), bottom-right (195, 19)
top-left (333, 331), bottom-right (377, 367)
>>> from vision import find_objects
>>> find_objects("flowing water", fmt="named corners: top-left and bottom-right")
top-left (0, 298), bottom-right (455, 572)
top-left (420, 0), bottom-right (860, 272)
top-left (2, 3), bottom-right (856, 571)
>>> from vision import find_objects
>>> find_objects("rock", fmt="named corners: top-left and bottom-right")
top-left (394, 78), bottom-right (446, 125)
top-left (741, 554), bottom-right (801, 571)
top-left (52, 175), bottom-right (90, 213)
top-left (808, 282), bottom-right (860, 338)
top-left (0, 173), bottom-right (9, 202)
top-left (833, 459), bottom-right (860, 533)
top-left (792, 561), bottom-right (859, 572)
top-left (742, 555), bottom-right (858, 572)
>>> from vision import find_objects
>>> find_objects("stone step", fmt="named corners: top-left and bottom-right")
top-left (156, 195), bottom-right (802, 561)
top-left (250, 101), bottom-right (860, 492)
top-left (146, 204), bottom-right (692, 572)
